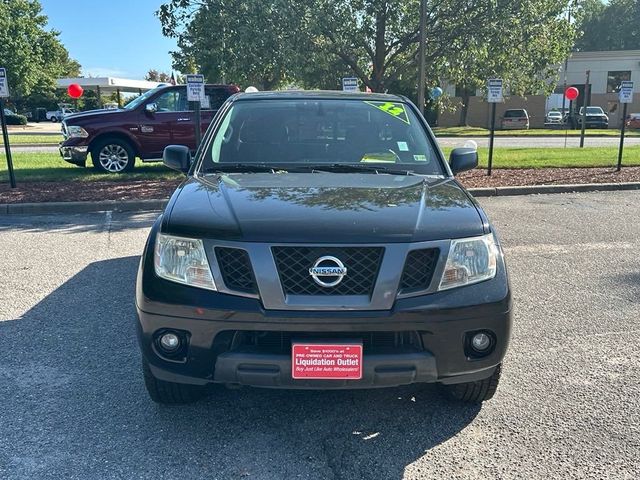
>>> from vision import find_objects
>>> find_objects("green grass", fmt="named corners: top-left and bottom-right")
top-left (441, 146), bottom-right (640, 168)
top-left (1, 134), bottom-right (62, 145)
top-left (0, 147), bottom-right (638, 184)
top-left (0, 152), bottom-right (181, 182)
top-left (433, 126), bottom-right (640, 137)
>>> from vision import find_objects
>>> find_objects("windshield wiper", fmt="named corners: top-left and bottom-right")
top-left (204, 163), bottom-right (286, 174)
top-left (306, 163), bottom-right (417, 176)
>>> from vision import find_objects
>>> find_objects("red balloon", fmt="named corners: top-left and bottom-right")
top-left (67, 83), bottom-right (84, 98)
top-left (565, 87), bottom-right (579, 101)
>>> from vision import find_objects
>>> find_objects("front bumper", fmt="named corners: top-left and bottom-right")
top-left (59, 143), bottom-right (88, 166)
top-left (137, 256), bottom-right (512, 390)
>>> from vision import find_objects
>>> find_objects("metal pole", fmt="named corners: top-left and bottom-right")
top-left (561, 5), bottom-right (571, 120)
top-left (96, 85), bottom-right (102, 108)
top-left (417, 0), bottom-right (427, 115)
top-left (617, 102), bottom-right (628, 171)
top-left (193, 101), bottom-right (202, 151)
top-left (579, 70), bottom-right (590, 148)
top-left (488, 102), bottom-right (496, 176)
top-left (0, 98), bottom-right (17, 188)
top-left (117, 88), bottom-right (122, 108)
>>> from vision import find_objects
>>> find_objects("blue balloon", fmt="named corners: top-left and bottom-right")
top-left (431, 87), bottom-right (443, 99)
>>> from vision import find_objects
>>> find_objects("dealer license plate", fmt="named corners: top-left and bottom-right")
top-left (291, 343), bottom-right (363, 380)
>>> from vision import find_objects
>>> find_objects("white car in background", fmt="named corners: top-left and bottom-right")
top-left (545, 110), bottom-right (564, 125)
top-left (46, 107), bottom-right (76, 122)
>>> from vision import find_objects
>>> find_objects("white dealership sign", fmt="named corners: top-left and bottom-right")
top-left (186, 74), bottom-right (205, 102)
top-left (342, 77), bottom-right (359, 92)
top-left (0, 68), bottom-right (9, 97)
top-left (619, 81), bottom-right (634, 104)
top-left (487, 78), bottom-right (503, 103)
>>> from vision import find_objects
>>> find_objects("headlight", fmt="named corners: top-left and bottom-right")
top-left (438, 233), bottom-right (498, 291)
top-left (154, 234), bottom-right (216, 290)
top-left (66, 125), bottom-right (89, 138)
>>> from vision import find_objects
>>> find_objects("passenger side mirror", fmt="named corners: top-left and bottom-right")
top-left (163, 145), bottom-right (191, 174)
top-left (449, 147), bottom-right (478, 175)
top-left (145, 103), bottom-right (158, 114)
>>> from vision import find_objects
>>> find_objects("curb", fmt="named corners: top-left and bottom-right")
top-left (0, 199), bottom-right (166, 215)
top-left (2, 143), bottom-right (58, 148)
top-left (0, 182), bottom-right (639, 215)
top-left (467, 181), bottom-right (640, 197)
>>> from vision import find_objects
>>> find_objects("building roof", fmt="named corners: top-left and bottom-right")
top-left (569, 50), bottom-right (640, 60)
top-left (56, 77), bottom-right (162, 93)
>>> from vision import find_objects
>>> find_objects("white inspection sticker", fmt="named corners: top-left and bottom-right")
top-left (413, 154), bottom-right (427, 162)
top-left (397, 141), bottom-right (409, 151)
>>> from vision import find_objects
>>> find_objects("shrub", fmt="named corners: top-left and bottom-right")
top-left (4, 113), bottom-right (28, 125)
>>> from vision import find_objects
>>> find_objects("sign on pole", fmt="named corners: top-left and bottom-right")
top-left (186, 74), bottom-right (205, 102)
top-left (487, 78), bottom-right (503, 103)
top-left (617, 81), bottom-right (633, 171)
top-left (342, 77), bottom-right (359, 92)
top-left (0, 67), bottom-right (16, 188)
top-left (0, 68), bottom-right (9, 98)
top-left (486, 78), bottom-right (503, 176)
top-left (619, 81), bottom-right (634, 104)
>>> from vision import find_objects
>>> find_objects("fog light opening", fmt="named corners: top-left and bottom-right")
top-left (471, 332), bottom-right (491, 352)
top-left (159, 332), bottom-right (180, 351)
top-left (466, 330), bottom-right (496, 358)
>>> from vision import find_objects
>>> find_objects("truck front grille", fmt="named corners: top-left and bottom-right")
top-left (399, 248), bottom-right (439, 294)
top-left (272, 246), bottom-right (384, 296)
top-left (215, 247), bottom-right (258, 294)
top-left (219, 330), bottom-right (424, 354)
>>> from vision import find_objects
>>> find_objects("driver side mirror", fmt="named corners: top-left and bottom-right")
top-left (145, 103), bottom-right (158, 114)
top-left (163, 145), bottom-right (191, 174)
top-left (449, 147), bottom-right (478, 175)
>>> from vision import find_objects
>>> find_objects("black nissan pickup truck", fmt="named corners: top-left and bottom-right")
top-left (136, 91), bottom-right (512, 405)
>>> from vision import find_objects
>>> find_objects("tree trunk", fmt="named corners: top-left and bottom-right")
top-left (459, 91), bottom-right (471, 126)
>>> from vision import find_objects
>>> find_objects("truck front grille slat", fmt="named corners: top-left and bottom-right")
top-left (223, 330), bottom-right (424, 354)
top-left (215, 247), bottom-right (258, 294)
top-left (399, 248), bottom-right (439, 294)
top-left (272, 247), bottom-right (384, 296)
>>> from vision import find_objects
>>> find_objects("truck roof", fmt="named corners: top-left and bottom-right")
top-left (232, 90), bottom-right (406, 102)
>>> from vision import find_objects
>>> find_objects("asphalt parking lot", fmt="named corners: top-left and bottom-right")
top-left (0, 191), bottom-right (638, 479)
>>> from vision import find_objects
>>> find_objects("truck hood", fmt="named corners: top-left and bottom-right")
top-left (64, 108), bottom-right (125, 123)
top-left (164, 173), bottom-right (486, 243)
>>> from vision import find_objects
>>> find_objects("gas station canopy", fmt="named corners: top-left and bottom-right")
top-left (56, 77), bottom-right (163, 94)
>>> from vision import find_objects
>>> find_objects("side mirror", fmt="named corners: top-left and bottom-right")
top-left (449, 147), bottom-right (478, 175)
top-left (163, 145), bottom-right (191, 173)
top-left (145, 103), bottom-right (158, 114)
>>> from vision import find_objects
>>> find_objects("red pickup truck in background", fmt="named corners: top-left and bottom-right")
top-left (59, 84), bottom-right (239, 173)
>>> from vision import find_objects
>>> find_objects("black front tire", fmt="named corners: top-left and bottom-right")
top-left (142, 360), bottom-right (206, 404)
top-left (91, 137), bottom-right (135, 173)
top-left (445, 364), bottom-right (502, 403)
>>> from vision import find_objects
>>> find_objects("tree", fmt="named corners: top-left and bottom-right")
top-left (145, 69), bottom-right (173, 83)
top-left (0, 0), bottom-right (80, 108)
top-left (576, 0), bottom-right (640, 51)
top-left (158, 0), bottom-right (575, 102)
top-left (158, 0), bottom-right (312, 89)
top-left (447, 1), bottom-right (576, 125)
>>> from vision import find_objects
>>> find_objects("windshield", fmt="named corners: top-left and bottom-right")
top-left (124, 87), bottom-right (163, 110)
top-left (581, 107), bottom-right (605, 115)
top-left (504, 110), bottom-right (526, 118)
top-left (198, 98), bottom-right (444, 176)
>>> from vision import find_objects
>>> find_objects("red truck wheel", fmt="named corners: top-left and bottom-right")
top-left (91, 137), bottom-right (135, 173)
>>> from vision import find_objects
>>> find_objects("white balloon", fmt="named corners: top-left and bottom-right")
top-left (463, 140), bottom-right (478, 151)
top-left (245, 86), bottom-right (259, 93)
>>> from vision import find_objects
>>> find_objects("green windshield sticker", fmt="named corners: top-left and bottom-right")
top-left (364, 101), bottom-right (410, 124)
